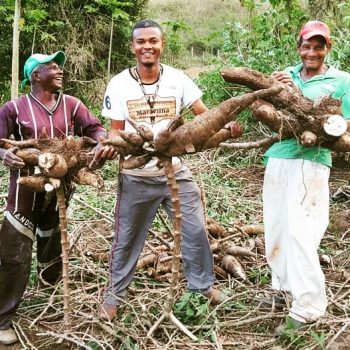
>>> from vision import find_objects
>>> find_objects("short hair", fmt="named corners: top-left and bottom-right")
top-left (131, 20), bottom-right (164, 39)
top-left (29, 63), bottom-right (45, 84)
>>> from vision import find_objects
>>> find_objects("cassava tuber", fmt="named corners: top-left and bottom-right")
top-left (38, 153), bottom-right (68, 178)
top-left (301, 131), bottom-right (318, 147)
top-left (72, 167), bottom-right (104, 189)
top-left (17, 175), bottom-right (47, 192)
top-left (254, 237), bottom-right (266, 256)
top-left (221, 255), bottom-right (253, 286)
top-left (137, 254), bottom-right (158, 269)
top-left (226, 244), bottom-right (256, 258)
top-left (207, 220), bottom-right (224, 238)
top-left (241, 224), bottom-right (264, 235)
top-left (126, 117), bottom-right (154, 141)
top-left (220, 67), bottom-right (350, 152)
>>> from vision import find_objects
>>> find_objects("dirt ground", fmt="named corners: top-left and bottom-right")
top-left (1, 152), bottom-right (350, 350)
top-left (184, 65), bottom-right (216, 79)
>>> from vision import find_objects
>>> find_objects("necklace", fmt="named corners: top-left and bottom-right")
top-left (134, 65), bottom-right (163, 109)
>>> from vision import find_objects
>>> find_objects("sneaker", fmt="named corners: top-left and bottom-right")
top-left (275, 317), bottom-right (311, 335)
top-left (0, 328), bottom-right (18, 345)
top-left (258, 295), bottom-right (289, 310)
top-left (99, 303), bottom-right (118, 321)
top-left (202, 288), bottom-right (226, 305)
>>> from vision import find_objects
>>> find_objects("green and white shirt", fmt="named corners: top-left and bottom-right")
top-left (265, 64), bottom-right (350, 167)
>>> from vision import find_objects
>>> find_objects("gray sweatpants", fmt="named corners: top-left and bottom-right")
top-left (103, 167), bottom-right (215, 305)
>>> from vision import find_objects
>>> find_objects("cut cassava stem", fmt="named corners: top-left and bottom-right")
top-left (147, 157), bottom-right (198, 341)
top-left (162, 157), bottom-right (182, 314)
top-left (42, 186), bottom-right (56, 213)
top-left (197, 168), bottom-right (208, 232)
top-left (56, 184), bottom-right (71, 332)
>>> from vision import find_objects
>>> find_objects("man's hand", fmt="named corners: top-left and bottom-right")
top-left (224, 121), bottom-right (243, 138)
top-left (88, 136), bottom-right (118, 170)
top-left (271, 71), bottom-right (293, 86)
top-left (2, 147), bottom-right (25, 170)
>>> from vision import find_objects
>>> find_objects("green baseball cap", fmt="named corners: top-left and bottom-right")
top-left (21, 51), bottom-right (66, 89)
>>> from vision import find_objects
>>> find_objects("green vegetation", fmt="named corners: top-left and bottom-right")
top-left (173, 292), bottom-right (211, 325)
top-left (1, 0), bottom-right (350, 107)
top-left (0, 0), bottom-right (148, 101)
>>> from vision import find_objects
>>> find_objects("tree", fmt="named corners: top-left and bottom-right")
top-left (1, 0), bottom-right (149, 101)
top-left (11, 0), bottom-right (20, 99)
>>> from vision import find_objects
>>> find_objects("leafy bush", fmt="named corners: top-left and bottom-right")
top-left (197, 2), bottom-right (350, 116)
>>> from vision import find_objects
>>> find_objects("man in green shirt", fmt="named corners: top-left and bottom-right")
top-left (263, 20), bottom-right (350, 333)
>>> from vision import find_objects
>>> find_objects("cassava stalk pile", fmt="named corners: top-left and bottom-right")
top-left (8, 158), bottom-right (350, 349)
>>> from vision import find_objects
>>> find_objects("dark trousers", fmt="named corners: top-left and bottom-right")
top-left (0, 210), bottom-right (61, 329)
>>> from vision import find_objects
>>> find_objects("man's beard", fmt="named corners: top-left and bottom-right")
top-left (142, 62), bottom-right (156, 68)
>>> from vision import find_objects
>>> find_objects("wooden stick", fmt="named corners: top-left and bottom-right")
top-left (72, 195), bottom-right (114, 223)
top-left (156, 211), bottom-right (174, 237)
top-left (325, 321), bottom-right (350, 349)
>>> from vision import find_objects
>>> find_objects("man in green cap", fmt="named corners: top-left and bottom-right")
top-left (20, 51), bottom-right (66, 89)
top-left (0, 51), bottom-right (116, 344)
